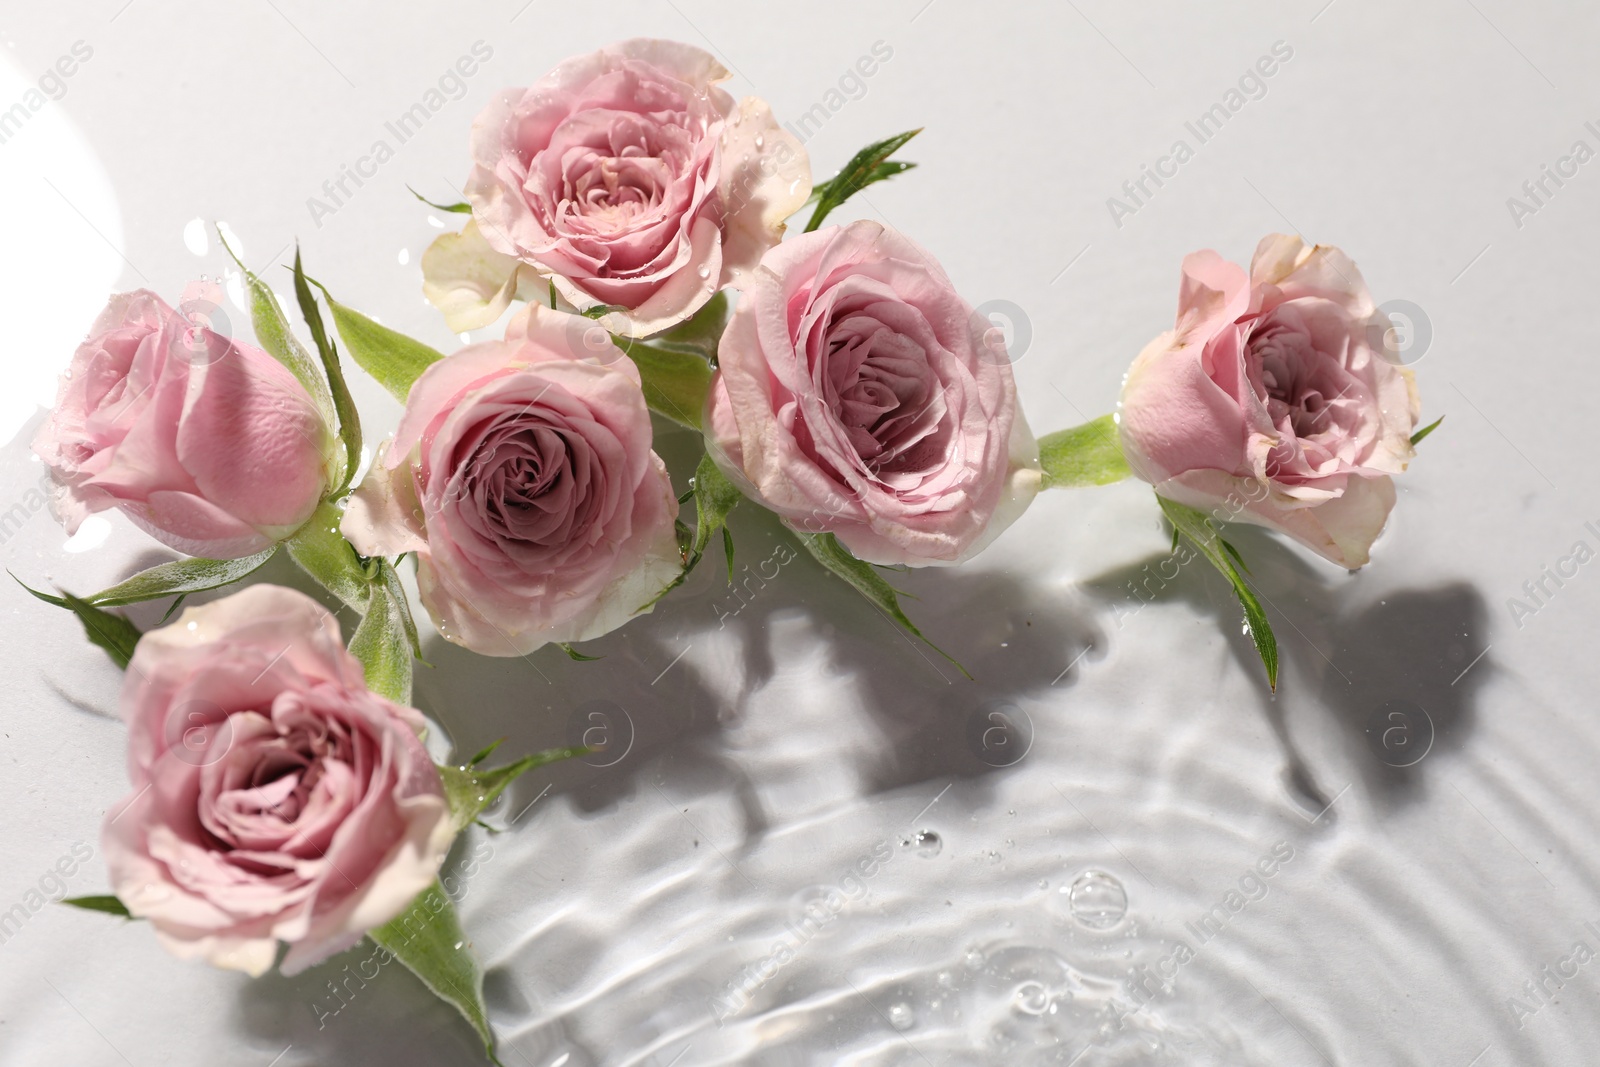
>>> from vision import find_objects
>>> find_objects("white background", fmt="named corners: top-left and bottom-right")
top-left (2, 1), bottom-right (1598, 1064)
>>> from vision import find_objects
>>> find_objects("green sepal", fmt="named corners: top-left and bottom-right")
top-left (791, 531), bottom-right (970, 679)
top-left (1411, 415), bottom-right (1443, 446)
top-left (292, 251), bottom-right (363, 495)
top-left (466, 740), bottom-right (503, 767)
top-left (804, 128), bottom-right (922, 232)
top-left (348, 558), bottom-right (418, 704)
top-left (60, 895), bottom-right (134, 918)
top-left (368, 882), bottom-right (499, 1063)
top-left (86, 546), bottom-right (279, 607)
top-left (217, 228), bottom-right (338, 432)
top-left (14, 575), bottom-right (141, 669)
top-left (438, 747), bottom-right (586, 834)
top-left (642, 291), bottom-right (730, 363)
top-left (284, 500), bottom-right (372, 613)
top-left (307, 278), bottom-right (445, 402)
top-left (1038, 414), bottom-right (1133, 489)
top-left (618, 339), bottom-right (714, 429)
top-left (558, 643), bottom-right (602, 661)
top-left (407, 186), bottom-right (472, 214)
top-left (1156, 495), bottom-right (1279, 691)
top-left (642, 453), bottom-right (742, 608)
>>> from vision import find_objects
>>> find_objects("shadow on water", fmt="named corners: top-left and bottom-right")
top-left (230, 427), bottom-right (1488, 1059)
top-left (1080, 521), bottom-right (1491, 817)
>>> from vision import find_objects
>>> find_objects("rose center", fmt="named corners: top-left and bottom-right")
top-left (1251, 329), bottom-right (1334, 439)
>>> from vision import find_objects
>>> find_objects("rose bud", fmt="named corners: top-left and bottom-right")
top-left (103, 584), bottom-right (453, 976)
top-left (704, 220), bottom-right (1041, 566)
top-left (33, 286), bottom-right (336, 559)
top-left (1118, 234), bottom-right (1420, 568)
top-left (424, 38), bottom-right (811, 337)
top-left (342, 304), bottom-right (680, 655)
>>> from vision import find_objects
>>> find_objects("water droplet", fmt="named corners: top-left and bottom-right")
top-left (453, 940), bottom-right (464, 950)
top-left (754, 134), bottom-right (765, 148)
top-left (911, 829), bottom-right (941, 857)
top-left (1013, 980), bottom-right (1051, 1016)
top-left (1068, 869), bottom-right (1128, 930)
top-left (398, 248), bottom-right (411, 266)
top-left (886, 1002), bottom-right (914, 1030)
top-left (696, 265), bottom-right (712, 279)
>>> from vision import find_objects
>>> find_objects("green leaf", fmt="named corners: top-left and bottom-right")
top-left (643, 291), bottom-right (730, 363)
top-left (60, 895), bottom-right (133, 918)
top-left (618, 339), bottom-right (714, 429)
top-left (368, 882), bottom-right (498, 1062)
top-left (284, 500), bottom-right (372, 613)
top-left (1156, 496), bottom-right (1279, 691)
top-left (1411, 415), bottom-right (1444, 446)
top-left (14, 576), bottom-right (142, 670)
top-left (349, 558), bottom-right (415, 704)
top-left (1038, 414), bottom-right (1132, 489)
top-left (809, 160), bottom-right (916, 205)
top-left (466, 740), bottom-right (503, 767)
top-left (792, 531), bottom-right (970, 679)
top-left (309, 279), bottom-right (445, 402)
top-left (642, 453), bottom-right (743, 608)
top-left (159, 595), bottom-right (188, 625)
top-left (690, 454), bottom-right (741, 573)
top-left (292, 251), bottom-right (363, 495)
top-left (558, 643), bottom-right (602, 661)
top-left (217, 227), bottom-right (338, 431)
top-left (804, 128), bottom-right (922, 232)
top-left (407, 186), bottom-right (472, 214)
top-left (438, 747), bottom-right (586, 834)
top-left (87, 546), bottom-right (278, 607)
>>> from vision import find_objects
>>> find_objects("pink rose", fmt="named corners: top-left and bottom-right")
top-left (104, 584), bottom-right (452, 976)
top-left (1118, 234), bottom-right (1420, 568)
top-left (32, 286), bottom-right (335, 559)
top-left (704, 220), bottom-right (1041, 566)
top-left (426, 38), bottom-right (811, 337)
top-left (343, 304), bottom-right (680, 655)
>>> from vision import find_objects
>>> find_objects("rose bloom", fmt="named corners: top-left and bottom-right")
top-left (33, 286), bottom-right (334, 559)
top-left (424, 38), bottom-right (810, 337)
top-left (1118, 234), bottom-right (1420, 568)
top-left (104, 584), bottom-right (452, 976)
top-left (343, 304), bottom-right (680, 655)
top-left (705, 220), bottom-right (1041, 566)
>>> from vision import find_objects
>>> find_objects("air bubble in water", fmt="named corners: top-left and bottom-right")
top-left (1067, 869), bottom-right (1128, 930)
top-left (912, 829), bottom-right (941, 857)
top-left (886, 1002), bottom-right (915, 1030)
top-left (1013, 980), bottom-right (1051, 1016)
